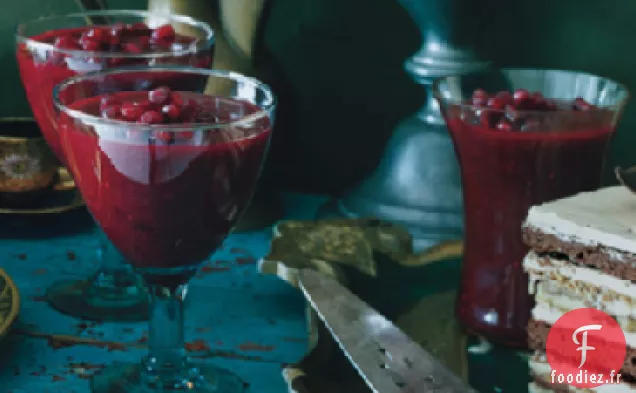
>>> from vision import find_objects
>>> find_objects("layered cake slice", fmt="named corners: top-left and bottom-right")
top-left (522, 186), bottom-right (636, 392)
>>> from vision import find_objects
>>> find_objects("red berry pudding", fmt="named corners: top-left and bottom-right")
top-left (16, 11), bottom-right (215, 164)
top-left (57, 83), bottom-right (272, 271)
top-left (434, 69), bottom-right (629, 348)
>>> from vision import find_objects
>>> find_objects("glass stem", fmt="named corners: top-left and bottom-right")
top-left (143, 283), bottom-right (190, 388)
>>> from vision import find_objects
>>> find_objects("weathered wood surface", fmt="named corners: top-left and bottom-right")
top-left (0, 194), bottom-right (327, 392)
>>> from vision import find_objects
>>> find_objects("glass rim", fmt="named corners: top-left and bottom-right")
top-left (16, 10), bottom-right (215, 59)
top-left (52, 66), bottom-right (277, 132)
top-left (432, 68), bottom-right (631, 115)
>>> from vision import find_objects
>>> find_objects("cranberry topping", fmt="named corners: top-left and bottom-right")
top-left (574, 97), bottom-right (594, 111)
top-left (46, 23), bottom-right (181, 59)
top-left (100, 96), bottom-right (121, 111)
top-left (121, 102), bottom-right (145, 121)
top-left (151, 24), bottom-right (176, 45)
top-left (85, 28), bottom-right (106, 42)
top-left (463, 88), bottom-right (599, 132)
top-left (472, 89), bottom-right (489, 106)
top-left (95, 87), bottom-right (217, 128)
top-left (101, 105), bottom-right (121, 119)
top-left (140, 110), bottom-right (164, 124)
top-left (162, 104), bottom-right (181, 121)
top-left (148, 86), bottom-right (170, 105)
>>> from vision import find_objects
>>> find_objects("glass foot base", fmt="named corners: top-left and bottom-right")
top-left (47, 279), bottom-right (149, 321)
top-left (91, 362), bottom-right (246, 393)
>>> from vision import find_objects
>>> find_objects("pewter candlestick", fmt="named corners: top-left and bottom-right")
top-left (319, 0), bottom-right (488, 251)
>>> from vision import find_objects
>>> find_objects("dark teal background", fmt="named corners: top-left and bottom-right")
top-left (5, 0), bottom-right (636, 193)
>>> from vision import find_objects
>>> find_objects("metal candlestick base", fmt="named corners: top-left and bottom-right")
top-left (318, 0), bottom-right (488, 252)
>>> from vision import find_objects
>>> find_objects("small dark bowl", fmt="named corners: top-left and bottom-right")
top-left (0, 118), bottom-right (58, 207)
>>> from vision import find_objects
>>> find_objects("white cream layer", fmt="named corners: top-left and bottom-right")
top-left (536, 291), bottom-right (636, 321)
top-left (529, 360), bottom-right (636, 393)
top-left (523, 252), bottom-right (636, 304)
top-left (524, 186), bottom-right (636, 257)
top-left (532, 304), bottom-right (636, 348)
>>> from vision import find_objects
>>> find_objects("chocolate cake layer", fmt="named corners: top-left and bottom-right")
top-left (529, 318), bottom-right (636, 378)
top-left (523, 226), bottom-right (636, 282)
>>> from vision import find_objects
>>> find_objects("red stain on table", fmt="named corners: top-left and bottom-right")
top-left (185, 339), bottom-right (211, 352)
top-left (237, 342), bottom-right (276, 352)
top-left (106, 342), bottom-right (127, 352)
top-left (14, 254), bottom-right (27, 260)
top-left (66, 251), bottom-right (77, 261)
top-left (136, 335), bottom-right (148, 344)
top-left (46, 335), bottom-right (127, 352)
top-left (32, 268), bottom-right (48, 275)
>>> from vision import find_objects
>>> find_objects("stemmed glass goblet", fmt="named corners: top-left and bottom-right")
top-left (16, 10), bottom-right (215, 321)
top-left (54, 67), bottom-right (275, 392)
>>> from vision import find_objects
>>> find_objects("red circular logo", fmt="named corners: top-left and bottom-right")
top-left (546, 308), bottom-right (626, 388)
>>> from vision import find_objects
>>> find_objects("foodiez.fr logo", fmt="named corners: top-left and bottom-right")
top-left (546, 308), bottom-right (626, 388)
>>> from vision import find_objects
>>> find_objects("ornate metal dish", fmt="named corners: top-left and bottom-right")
top-left (0, 268), bottom-right (20, 340)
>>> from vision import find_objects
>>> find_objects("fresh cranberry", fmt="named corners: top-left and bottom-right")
top-left (85, 28), bottom-right (106, 42)
top-left (487, 96), bottom-right (507, 110)
top-left (513, 89), bottom-right (531, 107)
top-left (479, 110), bottom-right (496, 128)
top-left (152, 24), bottom-right (176, 43)
top-left (121, 42), bottom-right (143, 54)
top-left (496, 119), bottom-right (512, 131)
top-left (496, 91), bottom-right (514, 106)
top-left (101, 105), bottom-right (121, 119)
top-left (162, 104), bottom-right (181, 121)
top-left (170, 92), bottom-right (186, 107)
top-left (149, 87), bottom-right (171, 105)
top-left (472, 89), bottom-right (489, 106)
top-left (140, 110), bottom-right (164, 124)
top-left (574, 97), bottom-right (593, 111)
top-left (109, 23), bottom-right (126, 43)
top-left (100, 96), bottom-right (121, 111)
top-left (81, 39), bottom-right (102, 52)
top-left (136, 100), bottom-right (152, 111)
top-left (121, 102), bottom-right (145, 121)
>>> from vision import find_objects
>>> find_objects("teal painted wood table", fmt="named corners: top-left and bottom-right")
top-left (0, 193), bottom-right (326, 393)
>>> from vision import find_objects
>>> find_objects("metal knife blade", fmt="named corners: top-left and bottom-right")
top-left (298, 269), bottom-right (476, 393)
